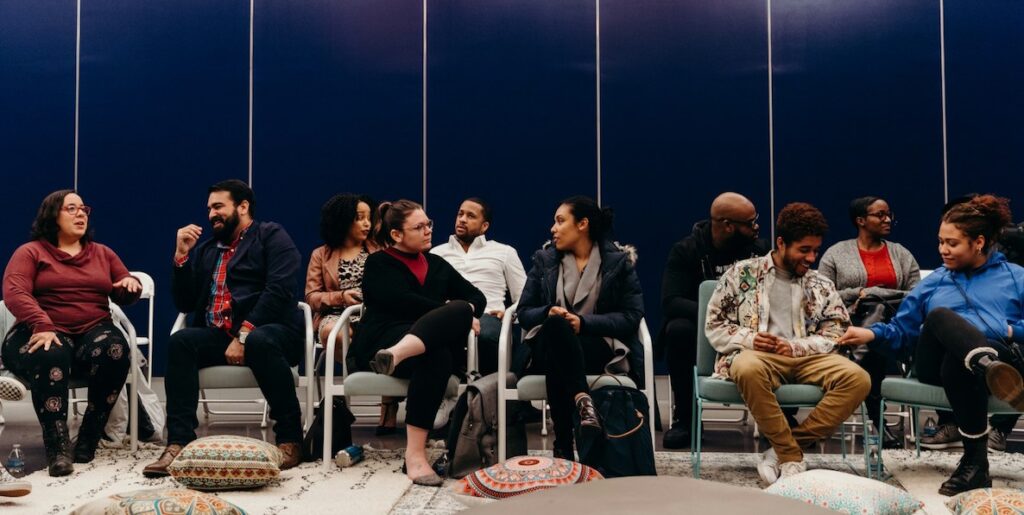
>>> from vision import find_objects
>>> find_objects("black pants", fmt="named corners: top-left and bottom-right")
top-left (915, 307), bottom-right (1013, 436)
top-left (2, 321), bottom-right (130, 427)
top-left (394, 301), bottom-right (475, 430)
top-left (526, 316), bottom-right (615, 452)
top-left (165, 324), bottom-right (303, 445)
top-left (934, 410), bottom-right (1020, 433)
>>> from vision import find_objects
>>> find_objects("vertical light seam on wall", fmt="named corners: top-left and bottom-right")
top-left (766, 0), bottom-right (775, 240)
top-left (422, 0), bottom-right (428, 208)
top-left (248, 0), bottom-right (255, 186)
top-left (939, 0), bottom-right (949, 203)
top-left (74, 0), bottom-right (81, 190)
top-left (595, 0), bottom-right (602, 206)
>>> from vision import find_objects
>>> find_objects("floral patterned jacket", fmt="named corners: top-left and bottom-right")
top-left (705, 253), bottom-right (850, 379)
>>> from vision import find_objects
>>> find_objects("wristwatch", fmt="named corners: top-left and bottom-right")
top-left (239, 330), bottom-right (249, 345)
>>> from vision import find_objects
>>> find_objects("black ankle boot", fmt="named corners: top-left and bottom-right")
top-left (971, 352), bottom-right (1024, 411)
top-left (43, 419), bottom-right (74, 477)
top-left (74, 411), bottom-right (109, 463)
top-left (939, 435), bottom-right (991, 496)
top-left (576, 396), bottom-right (602, 437)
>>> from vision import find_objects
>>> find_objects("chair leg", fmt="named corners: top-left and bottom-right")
top-left (260, 400), bottom-right (269, 429)
top-left (913, 406), bottom-right (922, 458)
top-left (693, 399), bottom-right (703, 478)
top-left (540, 403), bottom-right (548, 437)
top-left (200, 390), bottom-right (210, 420)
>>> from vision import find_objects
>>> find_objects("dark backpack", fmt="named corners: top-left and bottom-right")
top-left (445, 372), bottom-right (527, 478)
top-left (301, 397), bottom-right (356, 462)
top-left (575, 377), bottom-right (656, 478)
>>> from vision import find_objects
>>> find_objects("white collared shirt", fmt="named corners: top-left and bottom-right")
top-left (430, 234), bottom-right (527, 314)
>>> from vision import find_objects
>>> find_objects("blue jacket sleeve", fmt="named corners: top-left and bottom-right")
top-left (869, 274), bottom-right (934, 355)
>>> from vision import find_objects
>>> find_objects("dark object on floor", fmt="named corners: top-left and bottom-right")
top-left (301, 397), bottom-right (356, 462)
top-left (576, 380), bottom-right (656, 478)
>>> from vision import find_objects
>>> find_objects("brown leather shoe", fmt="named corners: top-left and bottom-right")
top-left (576, 395), bottom-right (603, 438)
top-left (143, 444), bottom-right (183, 478)
top-left (278, 442), bottom-right (302, 470)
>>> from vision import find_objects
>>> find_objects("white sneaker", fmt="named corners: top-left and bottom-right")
top-left (779, 460), bottom-right (806, 480)
top-left (0, 464), bottom-right (31, 497)
top-left (757, 448), bottom-right (780, 484)
top-left (0, 376), bottom-right (27, 402)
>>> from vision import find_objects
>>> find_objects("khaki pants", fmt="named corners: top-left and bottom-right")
top-left (729, 351), bottom-right (871, 463)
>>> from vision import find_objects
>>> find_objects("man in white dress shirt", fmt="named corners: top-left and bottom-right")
top-left (431, 198), bottom-right (527, 375)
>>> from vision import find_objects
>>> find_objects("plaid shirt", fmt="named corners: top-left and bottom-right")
top-left (203, 224), bottom-right (254, 333)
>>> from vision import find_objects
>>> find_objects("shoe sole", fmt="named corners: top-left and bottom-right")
top-left (142, 469), bottom-right (171, 478)
top-left (369, 351), bottom-right (395, 376)
top-left (0, 486), bottom-right (31, 497)
top-left (939, 479), bottom-right (992, 497)
top-left (919, 441), bottom-right (964, 450)
top-left (986, 362), bottom-right (1024, 411)
top-left (0, 378), bottom-right (27, 401)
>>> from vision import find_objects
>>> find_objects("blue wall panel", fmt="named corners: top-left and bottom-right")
top-left (426, 0), bottom-right (597, 261)
top-left (945, 0), bottom-right (1024, 213)
top-left (0, 1), bottom-right (77, 263)
top-left (772, 0), bottom-right (944, 268)
top-left (76, 0), bottom-right (250, 375)
top-left (601, 0), bottom-right (770, 345)
top-left (254, 0), bottom-right (424, 264)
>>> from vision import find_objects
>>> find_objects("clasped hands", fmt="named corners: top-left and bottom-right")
top-left (548, 306), bottom-right (581, 334)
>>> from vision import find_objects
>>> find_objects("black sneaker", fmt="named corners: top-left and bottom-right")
top-left (920, 423), bottom-right (963, 449)
top-left (662, 424), bottom-right (691, 449)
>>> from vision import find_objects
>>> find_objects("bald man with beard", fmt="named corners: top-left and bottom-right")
top-left (657, 193), bottom-right (772, 449)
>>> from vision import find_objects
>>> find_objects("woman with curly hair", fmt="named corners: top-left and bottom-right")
top-left (2, 190), bottom-right (141, 476)
top-left (841, 194), bottom-right (1024, 495)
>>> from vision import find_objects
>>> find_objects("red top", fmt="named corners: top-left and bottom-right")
top-left (384, 247), bottom-right (428, 286)
top-left (3, 240), bottom-right (139, 334)
top-left (858, 244), bottom-right (898, 289)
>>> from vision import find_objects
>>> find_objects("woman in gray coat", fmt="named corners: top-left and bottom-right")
top-left (819, 196), bottom-right (920, 448)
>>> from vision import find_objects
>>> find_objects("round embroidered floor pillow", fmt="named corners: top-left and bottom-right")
top-left (167, 435), bottom-right (282, 490)
top-left (451, 455), bottom-right (603, 503)
top-left (70, 487), bottom-right (247, 515)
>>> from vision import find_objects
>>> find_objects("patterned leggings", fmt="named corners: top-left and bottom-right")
top-left (1, 321), bottom-right (131, 426)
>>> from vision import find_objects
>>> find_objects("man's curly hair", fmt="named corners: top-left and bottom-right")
top-left (777, 202), bottom-right (829, 244)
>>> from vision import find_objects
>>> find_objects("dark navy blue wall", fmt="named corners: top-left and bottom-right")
top-left (0, 1), bottom-right (77, 264)
top-left (255, 0), bottom-right (423, 269)
top-left (772, 0), bottom-right (944, 269)
top-left (426, 0), bottom-right (597, 261)
top-left (76, 0), bottom-right (250, 375)
top-left (601, 0), bottom-right (770, 341)
top-left (944, 0), bottom-right (1024, 212)
top-left (2, 1), bottom-right (1022, 375)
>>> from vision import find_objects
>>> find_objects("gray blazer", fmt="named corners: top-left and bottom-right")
top-left (818, 239), bottom-right (921, 305)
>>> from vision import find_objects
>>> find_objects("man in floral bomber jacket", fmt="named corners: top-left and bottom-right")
top-left (705, 202), bottom-right (870, 485)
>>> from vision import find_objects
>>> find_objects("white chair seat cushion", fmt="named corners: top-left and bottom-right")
top-left (198, 366), bottom-right (299, 390)
top-left (515, 375), bottom-right (637, 400)
top-left (343, 372), bottom-right (459, 398)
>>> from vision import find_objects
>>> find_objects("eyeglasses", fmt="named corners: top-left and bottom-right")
top-left (404, 220), bottom-right (434, 233)
top-left (716, 214), bottom-right (759, 229)
top-left (866, 211), bottom-right (894, 222)
top-left (62, 205), bottom-right (92, 216)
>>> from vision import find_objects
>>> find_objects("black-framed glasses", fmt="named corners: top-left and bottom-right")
top-left (62, 205), bottom-right (92, 216)
top-left (405, 220), bottom-right (434, 233)
top-left (717, 214), bottom-right (759, 229)
top-left (866, 211), bottom-right (894, 222)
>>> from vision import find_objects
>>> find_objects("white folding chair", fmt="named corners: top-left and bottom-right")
top-left (171, 302), bottom-right (316, 430)
top-left (321, 303), bottom-right (475, 469)
top-left (0, 300), bottom-right (141, 451)
top-left (496, 302), bottom-right (657, 461)
top-left (131, 271), bottom-right (156, 384)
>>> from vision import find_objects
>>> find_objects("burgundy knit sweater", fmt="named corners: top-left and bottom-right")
top-left (3, 240), bottom-right (139, 334)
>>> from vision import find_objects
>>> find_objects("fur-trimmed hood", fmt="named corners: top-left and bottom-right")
top-left (537, 239), bottom-right (639, 265)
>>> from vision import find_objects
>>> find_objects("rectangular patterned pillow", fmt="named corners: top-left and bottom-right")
top-left (167, 435), bottom-right (282, 491)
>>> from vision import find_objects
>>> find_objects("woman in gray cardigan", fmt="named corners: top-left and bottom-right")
top-left (819, 196), bottom-right (921, 449)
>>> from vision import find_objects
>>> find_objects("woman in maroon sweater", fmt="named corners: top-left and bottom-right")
top-left (2, 190), bottom-right (141, 477)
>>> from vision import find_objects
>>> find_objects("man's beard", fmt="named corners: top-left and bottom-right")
top-left (455, 230), bottom-right (479, 246)
top-left (211, 211), bottom-right (240, 244)
top-left (724, 231), bottom-right (756, 251)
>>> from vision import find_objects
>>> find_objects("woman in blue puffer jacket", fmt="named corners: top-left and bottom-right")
top-left (840, 194), bottom-right (1024, 496)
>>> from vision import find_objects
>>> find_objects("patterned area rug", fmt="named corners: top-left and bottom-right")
top-left (884, 449), bottom-right (1024, 515)
top-left (0, 443), bottom-right (411, 515)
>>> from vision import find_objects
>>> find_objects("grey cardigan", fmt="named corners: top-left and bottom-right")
top-left (818, 239), bottom-right (921, 305)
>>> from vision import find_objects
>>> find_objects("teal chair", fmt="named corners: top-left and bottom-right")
top-left (692, 280), bottom-right (867, 477)
top-left (876, 377), bottom-right (1022, 478)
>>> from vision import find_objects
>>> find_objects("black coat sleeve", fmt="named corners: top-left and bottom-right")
top-left (660, 242), bottom-right (699, 321)
top-left (243, 224), bottom-right (301, 328)
top-left (515, 250), bottom-right (552, 331)
top-left (171, 246), bottom-right (204, 314)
